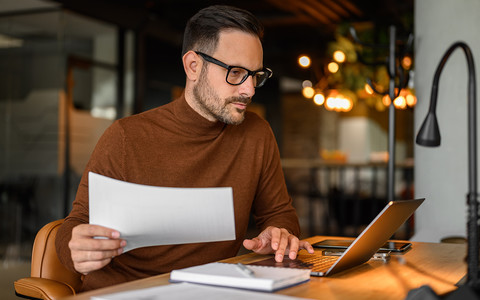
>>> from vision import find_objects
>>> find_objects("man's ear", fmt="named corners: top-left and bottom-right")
top-left (183, 51), bottom-right (201, 82)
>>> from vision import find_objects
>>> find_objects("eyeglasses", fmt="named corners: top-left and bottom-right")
top-left (195, 51), bottom-right (273, 88)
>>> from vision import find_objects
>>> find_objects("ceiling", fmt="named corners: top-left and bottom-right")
top-left (0, 0), bottom-right (414, 92)
top-left (46, 0), bottom-right (413, 80)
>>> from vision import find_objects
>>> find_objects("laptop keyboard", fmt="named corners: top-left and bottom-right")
top-left (249, 253), bottom-right (339, 274)
top-left (295, 253), bottom-right (339, 273)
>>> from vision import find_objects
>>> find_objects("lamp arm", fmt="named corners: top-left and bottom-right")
top-left (431, 41), bottom-right (478, 286)
top-left (429, 42), bottom-right (476, 113)
top-left (433, 42), bottom-right (477, 193)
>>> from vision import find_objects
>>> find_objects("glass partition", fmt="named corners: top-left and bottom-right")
top-left (0, 1), bottom-right (132, 261)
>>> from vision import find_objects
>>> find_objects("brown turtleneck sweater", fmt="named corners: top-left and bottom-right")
top-left (56, 95), bottom-right (300, 291)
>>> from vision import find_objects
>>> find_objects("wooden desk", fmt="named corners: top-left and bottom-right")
top-left (60, 236), bottom-right (466, 300)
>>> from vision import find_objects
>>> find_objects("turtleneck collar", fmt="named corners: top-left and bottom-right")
top-left (172, 93), bottom-right (226, 136)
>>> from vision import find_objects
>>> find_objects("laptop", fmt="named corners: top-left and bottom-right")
top-left (250, 198), bottom-right (424, 277)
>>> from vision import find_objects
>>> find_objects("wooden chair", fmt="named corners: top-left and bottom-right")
top-left (14, 219), bottom-right (83, 300)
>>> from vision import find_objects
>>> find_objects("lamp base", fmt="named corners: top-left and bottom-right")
top-left (405, 285), bottom-right (441, 299)
top-left (443, 284), bottom-right (479, 299)
top-left (405, 284), bottom-right (479, 300)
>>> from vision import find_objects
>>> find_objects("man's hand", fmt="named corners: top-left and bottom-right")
top-left (242, 226), bottom-right (314, 262)
top-left (69, 224), bottom-right (126, 275)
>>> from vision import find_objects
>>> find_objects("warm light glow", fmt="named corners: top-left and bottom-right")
top-left (302, 80), bottom-right (312, 88)
top-left (393, 96), bottom-right (407, 109)
top-left (327, 62), bottom-right (339, 73)
top-left (342, 97), bottom-right (353, 112)
top-left (324, 92), bottom-right (353, 112)
top-left (406, 94), bottom-right (417, 107)
top-left (313, 93), bottom-right (325, 105)
top-left (333, 50), bottom-right (346, 63)
top-left (364, 83), bottom-right (374, 95)
top-left (375, 99), bottom-right (386, 111)
top-left (382, 95), bottom-right (391, 106)
top-left (380, 89), bottom-right (416, 109)
top-left (325, 97), bottom-right (336, 110)
top-left (302, 86), bottom-right (315, 98)
top-left (298, 55), bottom-right (311, 68)
top-left (402, 56), bottom-right (412, 69)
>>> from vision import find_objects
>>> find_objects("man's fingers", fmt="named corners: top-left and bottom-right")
top-left (242, 239), bottom-right (254, 250)
top-left (243, 238), bottom-right (262, 251)
top-left (69, 235), bottom-right (125, 251)
top-left (72, 248), bottom-right (121, 263)
top-left (300, 241), bottom-right (314, 254)
top-left (70, 241), bottom-right (125, 275)
top-left (73, 224), bottom-right (121, 239)
top-left (269, 227), bottom-right (281, 251)
top-left (243, 227), bottom-right (309, 261)
top-left (284, 240), bottom-right (314, 260)
top-left (69, 224), bottom-right (126, 275)
top-left (74, 258), bottom-right (112, 275)
top-left (286, 235), bottom-right (300, 260)
top-left (70, 223), bottom-right (126, 252)
top-left (274, 228), bottom-right (291, 262)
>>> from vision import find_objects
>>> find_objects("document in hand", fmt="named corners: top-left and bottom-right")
top-left (88, 172), bottom-right (236, 252)
top-left (169, 262), bottom-right (311, 292)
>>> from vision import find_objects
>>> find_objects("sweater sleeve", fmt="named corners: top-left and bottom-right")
top-left (251, 125), bottom-right (301, 237)
top-left (55, 121), bottom-right (126, 273)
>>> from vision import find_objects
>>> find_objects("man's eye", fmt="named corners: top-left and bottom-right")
top-left (229, 69), bottom-right (243, 77)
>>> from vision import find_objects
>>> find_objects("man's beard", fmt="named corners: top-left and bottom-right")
top-left (193, 75), bottom-right (251, 125)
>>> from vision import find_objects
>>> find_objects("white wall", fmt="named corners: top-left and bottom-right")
top-left (339, 117), bottom-right (370, 162)
top-left (338, 117), bottom-right (407, 164)
top-left (413, 0), bottom-right (480, 242)
top-left (337, 117), bottom-right (408, 198)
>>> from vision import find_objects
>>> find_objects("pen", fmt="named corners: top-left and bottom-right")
top-left (236, 263), bottom-right (255, 277)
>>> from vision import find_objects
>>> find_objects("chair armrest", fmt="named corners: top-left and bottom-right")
top-left (14, 277), bottom-right (76, 300)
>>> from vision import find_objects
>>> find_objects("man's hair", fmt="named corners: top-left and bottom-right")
top-left (182, 5), bottom-right (264, 56)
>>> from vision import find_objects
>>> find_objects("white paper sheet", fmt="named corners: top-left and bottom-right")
top-left (88, 172), bottom-right (236, 252)
top-left (91, 282), bottom-right (310, 300)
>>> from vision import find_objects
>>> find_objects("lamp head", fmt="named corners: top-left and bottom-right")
top-left (416, 111), bottom-right (441, 147)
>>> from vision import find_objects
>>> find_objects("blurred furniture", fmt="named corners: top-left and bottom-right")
top-left (282, 159), bottom-right (414, 236)
top-left (14, 219), bottom-right (82, 300)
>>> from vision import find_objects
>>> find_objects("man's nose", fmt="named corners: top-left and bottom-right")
top-left (238, 75), bottom-right (256, 98)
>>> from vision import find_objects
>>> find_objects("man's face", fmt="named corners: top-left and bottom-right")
top-left (192, 30), bottom-right (264, 125)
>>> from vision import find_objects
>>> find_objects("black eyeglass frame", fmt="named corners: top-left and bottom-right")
top-left (195, 51), bottom-right (273, 88)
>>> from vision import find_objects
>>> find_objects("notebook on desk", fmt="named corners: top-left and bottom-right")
top-left (250, 198), bottom-right (425, 277)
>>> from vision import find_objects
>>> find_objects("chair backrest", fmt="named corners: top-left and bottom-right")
top-left (31, 219), bottom-right (83, 292)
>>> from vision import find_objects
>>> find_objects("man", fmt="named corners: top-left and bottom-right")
top-left (56, 5), bottom-right (313, 291)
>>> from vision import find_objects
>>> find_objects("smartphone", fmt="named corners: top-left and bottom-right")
top-left (312, 239), bottom-right (412, 253)
top-left (322, 249), bottom-right (391, 260)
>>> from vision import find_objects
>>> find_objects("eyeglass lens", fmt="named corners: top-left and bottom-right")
top-left (227, 67), bottom-right (270, 87)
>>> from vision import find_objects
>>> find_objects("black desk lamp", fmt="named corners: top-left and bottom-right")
top-left (416, 41), bottom-right (479, 289)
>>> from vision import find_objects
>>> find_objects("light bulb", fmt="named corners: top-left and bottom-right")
top-left (298, 55), bottom-right (311, 68)
top-left (333, 50), bottom-right (346, 63)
